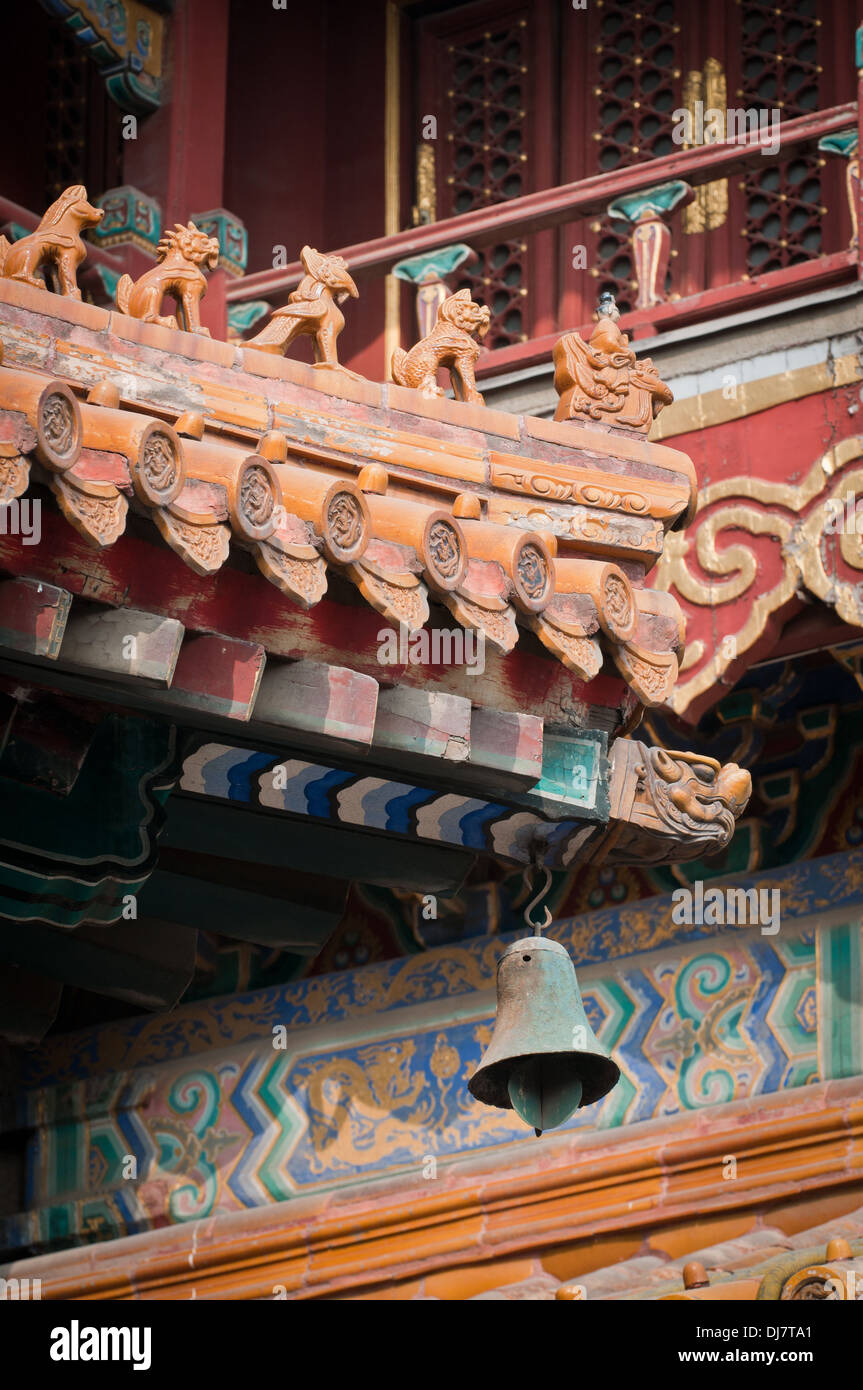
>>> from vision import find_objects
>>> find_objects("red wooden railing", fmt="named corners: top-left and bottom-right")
top-left (228, 100), bottom-right (862, 369)
top-left (1, 101), bottom-right (857, 368)
top-left (230, 104), bottom-right (857, 298)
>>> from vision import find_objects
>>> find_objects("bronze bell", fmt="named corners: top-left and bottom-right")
top-left (468, 936), bottom-right (620, 1135)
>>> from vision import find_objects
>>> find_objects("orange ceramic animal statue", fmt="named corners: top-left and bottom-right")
top-left (391, 288), bottom-right (490, 404)
top-left (553, 292), bottom-right (673, 434)
top-left (246, 246), bottom-right (358, 364)
top-left (0, 184), bottom-right (104, 299)
top-left (115, 221), bottom-right (220, 335)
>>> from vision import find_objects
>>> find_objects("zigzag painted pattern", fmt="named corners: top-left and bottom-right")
top-left (6, 926), bottom-right (821, 1250)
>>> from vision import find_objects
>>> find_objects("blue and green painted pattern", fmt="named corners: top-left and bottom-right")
top-left (180, 740), bottom-right (604, 867)
top-left (17, 847), bottom-right (863, 1087)
top-left (7, 912), bottom-right (856, 1255)
top-left (39, 0), bottom-right (164, 113)
top-left (817, 920), bottom-right (863, 1080)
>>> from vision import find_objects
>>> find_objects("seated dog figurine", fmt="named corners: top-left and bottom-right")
top-left (0, 184), bottom-right (104, 299)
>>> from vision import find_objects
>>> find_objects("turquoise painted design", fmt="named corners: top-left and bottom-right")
top-left (607, 179), bottom-right (692, 223)
top-left (0, 716), bottom-right (179, 928)
top-left (228, 301), bottom-right (271, 338)
top-left (817, 921), bottom-right (863, 1080)
top-left (818, 129), bottom-right (858, 159)
top-left (17, 847), bottom-right (863, 1089)
top-left (190, 209), bottom-right (248, 278)
top-left (39, 0), bottom-right (163, 113)
top-left (93, 186), bottom-right (161, 255)
top-left (162, 1072), bottom-right (223, 1221)
top-left (764, 932), bottom-right (821, 1089)
top-left (531, 732), bottom-right (605, 814)
top-left (392, 244), bottom-right (474, 284)
top-left (3, 920), bottom-right (829, 1253)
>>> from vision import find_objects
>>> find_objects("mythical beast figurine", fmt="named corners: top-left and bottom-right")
top-left (391, 288), bottom-right (490, 404)
top-left (553, 292), bottom-right (673, 433)
top-left (115, 221), bottom-right (220, 334)
top-left (0, 184), bottom-right (104, 299)
top-left (246, 246), bottom-right (358, 366)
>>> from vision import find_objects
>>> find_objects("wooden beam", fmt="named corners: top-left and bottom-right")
top-left (160, 795), bottom-right (474, 893)
top-left (0, 965), bottom-right (61, 1045)
top-left (469, 707), bottom-right (543, 786)
top-left (0, 577), bottom-right (70, 659)
top-left (137, 870), bottom-right (343, 953)
top-left (359, 704), bottom-right (544, 799)
top-left (0, 691), bottom-right (99, 794)
top-left (0, 498), bottom-right (633, 731)
top-left (374, 687), bottom-right (471, 762)
top-left (59, 606), bottom-right (184, 688)
top-left (0, 919), bottom-right (196, 1011)
top-left (157, 632), bottom-right (265, 721)
top-left (254, 659), bottom-right (378, 747)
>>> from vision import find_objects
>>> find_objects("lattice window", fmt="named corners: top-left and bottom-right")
top-left (592, 0), bottom-right (680, 312)
top-left (45, 28), bottom-right (90, 202)
top-left (442, 16), bottom-right (530, 349)
top-left (45, 23), bottom-right (123, 208)
top-left (740, 0), bottom-right (822, 274)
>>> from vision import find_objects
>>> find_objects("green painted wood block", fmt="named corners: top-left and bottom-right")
top-left (392, 244), bottom-right (473, 284)
top-left (527, 730), bottom-right (608, 821)
top-left (228, 300), bottom-right (271, 338)
top-left (607, 179), bottom-right (692, 224)
top-left (817, 920), bottom-right (863, 1081)
top-left (818, 129), bottom-right (858, 159)
top-left (93, 186), bottom-right (161, 254)
top-left (190, 208), bottom-right (248, 277)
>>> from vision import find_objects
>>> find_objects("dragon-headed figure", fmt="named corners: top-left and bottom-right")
top-left (246, 246), bottom-right (359, 368)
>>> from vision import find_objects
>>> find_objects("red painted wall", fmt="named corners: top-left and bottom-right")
top-left (223, 0), bottom-right (387, 377)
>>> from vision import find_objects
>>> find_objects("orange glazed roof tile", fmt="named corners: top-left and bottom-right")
top-left (0, 280), bottom-right (697, 713)
top-left (0, 240), bottom-right (750, 871)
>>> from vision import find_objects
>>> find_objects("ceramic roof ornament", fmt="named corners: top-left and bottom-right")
top-left (115, 222), bottom-right (220, 335)
top-left (246, 246), bottom-right (359, 369)
top-left (553, 293), bottom-right (673, 433)
top-left (391, 288), bottom-right (490, 404)
top-left (0, 185), bottom-right (104, 300)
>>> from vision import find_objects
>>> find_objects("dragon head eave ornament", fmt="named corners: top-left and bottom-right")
top-left (595, 740), bottom-right (753, 868)
top-left (647, 748), bottom-right (752, 848)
